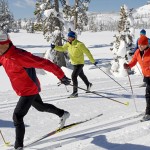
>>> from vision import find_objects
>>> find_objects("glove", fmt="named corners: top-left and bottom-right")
top-left (94, 61), bottom-right (98, 66)
top-left (124, 63), bottom-right (130, 69)
top-left (60, 76), bottom-right (71, 85)
top-left (51, 43), bottom-right (55, 49)
top-left (129, 51), bottom-right (134, 56)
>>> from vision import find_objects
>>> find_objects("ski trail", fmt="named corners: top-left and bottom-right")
top-left (27, 113), bottom-right (143, 148)
top-left (27, 114), bottom-right (147, 150)
top-left (0, 81), bottom-right (143, 112)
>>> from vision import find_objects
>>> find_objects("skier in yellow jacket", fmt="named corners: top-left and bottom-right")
top-left (51, 31), bottom-right (97, 98)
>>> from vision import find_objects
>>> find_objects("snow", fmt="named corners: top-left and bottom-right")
top-left (40, 3), bottom-right (46, 10)
top-left (136, 4), bottom-right (150, 15)
top-left (0, 29), bottom-right (150, 150)
top-left (117, 40), bottom-right (126, 57)
top-left (44, 9), bottom-right (58, 18)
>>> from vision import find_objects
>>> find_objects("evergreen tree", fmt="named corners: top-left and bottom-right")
top-left (34, 0), bottom-right (67, 67)
top-left (0, 0), bottom-right (14, 32)
top-left (34, 0), bottom-right (90, 67)
top-left (110, 5), bottom-right (135, 77)
top-left (26, 19), bottom-right (34, 33)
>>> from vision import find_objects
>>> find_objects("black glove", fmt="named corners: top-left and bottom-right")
top-left (94, 61), bottom-right (98, 66)
top-left (129, 51), bottom-right (134, 56)
top-left (124, 63), bottom-right (130, 69)
top-left (60, 76), bottom-right (71, 85)
top-left (51, 43), bottom-right (55, 49)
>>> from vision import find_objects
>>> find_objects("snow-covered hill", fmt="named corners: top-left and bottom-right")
top-left (87, 3), bottom-right (150, 30)
top-left (135, 3), bottom-right (150, 16)
top-left (88, 12), bottom-right (119, 22)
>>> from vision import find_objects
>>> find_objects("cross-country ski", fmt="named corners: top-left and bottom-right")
top-left (25, 113), bottom-right (103, 148)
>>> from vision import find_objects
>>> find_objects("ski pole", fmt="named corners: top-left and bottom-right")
top-left (136, 64), bottom-right (143, 77)
top-left (57, 82), bottom-right (69, 92)
top-left (65, 85), bottom-right (69, 92)
top-left (69, 84), bottom-right (129, 106)
top-left (95, 64), bottom-right (128, 92)
top-left (0, 130), bottom-right (10, 146)
top-left (126, 70), bottom-right (138, 112)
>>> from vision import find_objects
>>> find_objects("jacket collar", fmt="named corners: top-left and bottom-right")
top-left (2, 44), bottom-right (16, 58)
top-left (68, 39), bottom-right (78, 45)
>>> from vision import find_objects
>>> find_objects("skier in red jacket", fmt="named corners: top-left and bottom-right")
top-left (0, 30), bottom-right (71, 150)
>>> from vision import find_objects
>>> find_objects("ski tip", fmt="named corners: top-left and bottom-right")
top-left (125, 101), bottom-right (129, 106)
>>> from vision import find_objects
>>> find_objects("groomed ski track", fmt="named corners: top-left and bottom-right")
top-left (0, 76), bottom-right (144, 112)
top-left (26, 113), bottom-right (149, 150)
top-left (1, 75), bottom-right (149, 150)
top-left (25, 113), bottom-right (143, 147)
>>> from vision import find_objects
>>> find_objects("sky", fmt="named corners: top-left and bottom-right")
top-left (7, 0), bottom-right (149, 19)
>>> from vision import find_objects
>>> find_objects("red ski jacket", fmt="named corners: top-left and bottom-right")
top-left (0, 44), bottom-right (64, 96)
top-left (128, 48), bottom-right (150, 77)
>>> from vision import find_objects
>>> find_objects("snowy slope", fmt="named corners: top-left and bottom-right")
top-left (135, 4), bottom-right (150, 15)
top-left (0, 30), bottom-right (150, 150)
top-left (88, 12), bottom-right (119, 23)
top-left (88, 3), bottom-right (150, 25)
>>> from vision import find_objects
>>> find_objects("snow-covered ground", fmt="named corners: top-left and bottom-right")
top-left (0, 29), bottom-right (150, 150)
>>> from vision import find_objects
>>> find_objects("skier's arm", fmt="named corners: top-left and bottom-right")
top-left (80, 43), bottom-right (95, 64)
top-left (128, 52), bottom-right (138, 68)
top-left (15, 51), bottom-right (65, 79)
top-left (54, 43), bottom-right (68, 52)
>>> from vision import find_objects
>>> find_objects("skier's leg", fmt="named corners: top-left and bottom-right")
top-left (78, 66), bottom-right (90, 86)
top-left (13, 95), bottom-right (36, 149)
top-left (145, 84), bottom-right (150, 115)
top-left (71, 65), bottom-right (84, 93)
top-left (32, 94), bottom-right (64, 117)
top-left (32, 94), bottom-right (69, 128)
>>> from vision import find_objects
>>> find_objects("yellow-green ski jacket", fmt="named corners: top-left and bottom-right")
top-left (54, 39), bottom-right (95, 65)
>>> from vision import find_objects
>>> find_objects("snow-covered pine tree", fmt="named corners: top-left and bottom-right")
top-left (88, 15), bottom-right (97, 32)
top-left (110, 5), bottom-right (135, 77)
top-left (34, 0), bottom-right (90, 67)
top-left (34, 0), bottom-right (67, 67)
top-left (26, 19), bottom-right (34, 33)
top-left (11, 21), bottom-right (19, 33)
top-left (60, 0), bottom-right (90, 31)
top-left (0, 0), bottom-right (14, 32)
top-left (17, 19), bottom-right (21, 29)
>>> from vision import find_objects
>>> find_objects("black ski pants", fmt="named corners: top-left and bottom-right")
top-left (13, 94), bottom-right (64, 149)
top-left (72, 64), bottom-right (90, 93)
top-left (144, 77), bottom-right (150, 115)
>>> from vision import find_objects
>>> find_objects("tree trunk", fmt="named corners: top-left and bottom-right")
top-left (54, 0), bottom-right (66, 67)
top-left (74, 0), bottom-right (78, 30)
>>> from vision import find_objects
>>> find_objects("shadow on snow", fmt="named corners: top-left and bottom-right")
top-left (88, 44), bottom-right (111, 49)
top-left (0, 120), bottom-right (29, 128)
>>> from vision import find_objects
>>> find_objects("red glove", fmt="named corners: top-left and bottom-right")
top-left (124, 63), bottom-right (130, 69)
